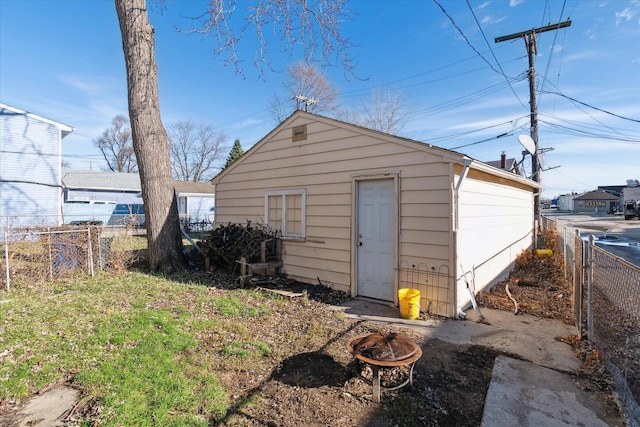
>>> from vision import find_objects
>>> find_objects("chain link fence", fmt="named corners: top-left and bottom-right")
top-left (543, 215), bottom-right (640, 426)
top-left (1, 225), bottom-right (139, 291)
top-left (590, 243), bottom-right (640, 427)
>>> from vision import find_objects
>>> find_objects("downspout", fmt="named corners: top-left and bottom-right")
top-left (60, 172), bottom-right (69, 225)
top-left (453, 158), bottom-right (472, 318)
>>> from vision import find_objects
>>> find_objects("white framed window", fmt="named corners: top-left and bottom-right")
top-left (265, 189), bottom-right (306, 239)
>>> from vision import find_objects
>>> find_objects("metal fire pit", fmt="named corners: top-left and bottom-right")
top-left (347, 332), bottom-right (422, 402)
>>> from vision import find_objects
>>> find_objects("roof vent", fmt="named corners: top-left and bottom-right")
top-left (292, 124), bottom-right (307, 142)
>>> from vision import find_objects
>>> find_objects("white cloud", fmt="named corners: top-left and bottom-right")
top-left (509, 0), bottom-right (525, 7)
top-left (234, 118), bottom-right (265, 129)
top-left (615, 7), bottom-right (638, 26)
top-left (481, 15), bottom-right (507, 25)
top-left (56, 74), bottom-right (127, 120)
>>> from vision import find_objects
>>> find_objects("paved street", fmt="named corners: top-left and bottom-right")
top-left (545, 212), bottom-right (640, 268)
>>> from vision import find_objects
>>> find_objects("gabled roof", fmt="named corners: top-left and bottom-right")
top-left (173, 181), bottom-right (215, 195)
top-left (485, 157), bottom-right (521, 175)
top-left (213, 110), bottom-right (540, 190)
top-left (62, 168), bottom-right (215, 195)
top-left (62, 168), bottom-right (141, 192)
top-left (573, 190), bottom-right (619, 201)
top-left (0, 102), bottom-right (74, 138)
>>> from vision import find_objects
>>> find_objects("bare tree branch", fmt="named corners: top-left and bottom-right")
top-left (178, 0), bottom-right (357, 79)
top-left (168, 120), bottom-right (227, 182)
top-left (271, 61), bottom-right (340, 122)
top-left (357, 87), bottom-right (410, 134)
top-left (93, 115), bottom-right (137, 172)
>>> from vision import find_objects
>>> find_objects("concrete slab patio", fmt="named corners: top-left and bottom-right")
top-left (334, 299), bottom-right (625, 426)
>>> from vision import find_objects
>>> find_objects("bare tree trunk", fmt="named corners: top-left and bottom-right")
top-left (115, 0), bottom-right (183, 272)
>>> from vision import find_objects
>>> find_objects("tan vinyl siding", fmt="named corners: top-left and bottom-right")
top-left (397, 163), bottom-right (453, 315)
top-left (214, 112), bottom-right (537, 317)
top-left (214, 115), bottom-right (455, 299)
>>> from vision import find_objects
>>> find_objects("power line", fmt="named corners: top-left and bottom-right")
top-left (539, 120), bottom-right (640, 143)
top-left (450, 132), bottom-right (511, 150)
top-left (339, 52), bottom-right (483, 98)
top-left (537, 76), bottom-right (635, 140)
top-left (541, 90), bottom-right (640, 123)
top-left (537, 110), bottom-right (640, 142)
top-left (423, 116), bottom-right (529, 144)
top-left (537, 0), bottom-right (569, 100)
top-left (465, 0), bottom-right (528, 111)
top-left (433, 0), bottom-right (502, 75)
top-left (538, 112), bottom-right (640, 140)
top-left (407, 75), bottom-right (527, 119)
top-left (339, 52), bottom-right (526, 100)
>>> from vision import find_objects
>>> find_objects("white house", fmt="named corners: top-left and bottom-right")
top-left (212, 111), bottom-right (540, 317)
top-left (0, 102), bottom-right (74, 232)
top-left (173, 181), bottom-right (216, 223)
top-left (62, 169), bottom-right (215, 225)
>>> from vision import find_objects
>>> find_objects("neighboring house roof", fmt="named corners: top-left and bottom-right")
top-left (485, 154), bottom-right (522, 175)
top-left (173, 181), bottom-right (215, 195)
top-left (62, 168), bottom-right (215, 195)
top-left (0, 102), bottom-right (74, 137)
top-left (573, 190), bottom-right (619, 201)
top-left (62, 168), bottom-right (141, 192)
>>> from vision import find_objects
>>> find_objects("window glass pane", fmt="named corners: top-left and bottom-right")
top-left (286, 194), bottom-right (302, 235)
top-left (268, 195), bottom-right (282, 233)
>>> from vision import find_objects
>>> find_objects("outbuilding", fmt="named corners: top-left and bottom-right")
top-left (212, 111), bottom-right (540, 317)
top-left (573, 190), bottom-right (619, 214)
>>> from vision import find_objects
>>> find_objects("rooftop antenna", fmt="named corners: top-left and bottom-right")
top-left (294, 95), bottom-right (318, 112)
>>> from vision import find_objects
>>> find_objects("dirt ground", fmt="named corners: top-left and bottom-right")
top-left (1, 250), bottom-right (622, 426)
top-left (207, 256), bottom-right (619, 427)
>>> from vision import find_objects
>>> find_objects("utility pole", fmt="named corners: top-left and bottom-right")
top-left (495, 20), bottom-right (571, 244)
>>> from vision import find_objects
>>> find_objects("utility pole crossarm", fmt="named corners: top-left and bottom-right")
top-left (494, 20), bottom-right (571, 43)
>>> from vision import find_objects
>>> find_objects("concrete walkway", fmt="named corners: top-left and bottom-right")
top-left (334, 299), bottom-right (625, 426)
top-left (13, 385), bottom-right (79, 427)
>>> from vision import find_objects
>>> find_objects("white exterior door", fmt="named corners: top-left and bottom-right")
top-left (356, 179), bottom-right (395, 301)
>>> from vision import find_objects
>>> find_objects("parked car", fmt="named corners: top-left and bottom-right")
top-left (66, 200), bottom-right (117, 205)
top-left (107, 204), bottom-right (145, 228)
top-left (69, 220), bottom-right (103, 226)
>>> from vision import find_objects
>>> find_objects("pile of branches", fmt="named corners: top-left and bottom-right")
top-left (199, 222), bottom-right (279, 271)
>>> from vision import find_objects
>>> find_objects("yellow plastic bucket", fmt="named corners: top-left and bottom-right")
top-left (398, 288), bottom-right (421, 320)
top-left (535, 249), bottom-right (553, 258)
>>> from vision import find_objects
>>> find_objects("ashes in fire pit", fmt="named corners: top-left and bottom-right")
top-left (349, 331), bottom-right (418, 362)
top-left (347, 332), bottom-right (423, 402)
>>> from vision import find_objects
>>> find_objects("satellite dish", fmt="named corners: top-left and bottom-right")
top-left (538, 153), bottom-right (545, 169)
top-left (517, 134), bottom-right (536, 155)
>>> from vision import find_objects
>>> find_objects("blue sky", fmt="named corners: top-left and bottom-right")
top-left (1, 0), bottom-right (638, 199)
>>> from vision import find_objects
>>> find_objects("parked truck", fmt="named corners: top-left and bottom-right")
top-left (622, 180), bottom-right (640, 220)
